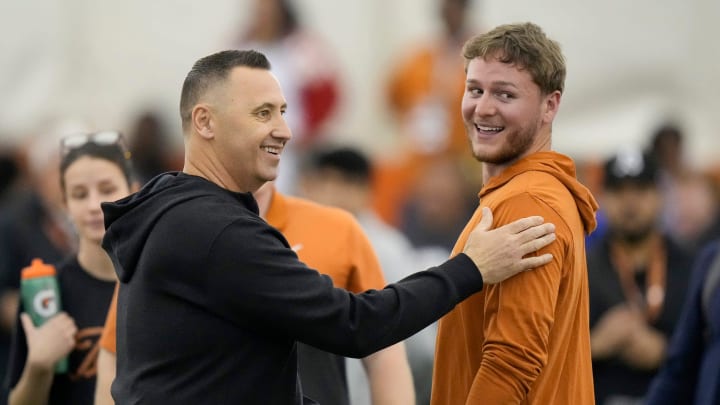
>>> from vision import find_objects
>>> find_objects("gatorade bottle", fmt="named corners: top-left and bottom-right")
top-left (20, 258), bottom-right (68, 374)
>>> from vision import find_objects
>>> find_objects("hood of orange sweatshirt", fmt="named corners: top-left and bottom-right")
top-left (479, 151), bottom-right (598, 235)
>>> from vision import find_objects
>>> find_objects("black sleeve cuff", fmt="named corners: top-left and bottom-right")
top-left (438, 253), bottom-right (483, 299)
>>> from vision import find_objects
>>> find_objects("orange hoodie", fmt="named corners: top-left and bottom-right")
top-left (431, 151), bottom-right (598, 405)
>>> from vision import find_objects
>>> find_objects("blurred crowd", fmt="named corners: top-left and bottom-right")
top-left (1, 0), bottom-right (720, 404)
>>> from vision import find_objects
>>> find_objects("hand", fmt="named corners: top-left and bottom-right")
top-left (463, 207), bottom-right (556, 284)
top-left (619, 319), bottom-right (667, 369)
top-left (21, 312), bottom-right (77, 371)
top-left (590, 305), bottom-right (639, 359)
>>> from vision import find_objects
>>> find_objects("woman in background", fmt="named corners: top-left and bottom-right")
top-left (6, 132), bottom-right (136, 405)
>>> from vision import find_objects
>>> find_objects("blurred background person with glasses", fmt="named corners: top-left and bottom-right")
top-left (5, 132), bottom-right (137, 405)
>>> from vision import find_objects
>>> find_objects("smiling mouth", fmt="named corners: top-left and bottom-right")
top-left (261, 146), bottom-right (282, 155)
top-left (474, 124), bottom-right (504, 134)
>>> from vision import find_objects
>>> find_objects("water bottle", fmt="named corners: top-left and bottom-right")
top-left (20, 258), bottom-right (68, 373)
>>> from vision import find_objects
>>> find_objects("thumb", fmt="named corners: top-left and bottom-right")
top-left (19, 313), bottom-right (35, 334)
top-left (476, 206), bottom-right (493, 232)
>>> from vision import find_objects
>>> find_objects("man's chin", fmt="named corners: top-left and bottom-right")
top-left (472, 149), bottom-right (518, 165)
top-left (611, 227), bottom-right (654, 244)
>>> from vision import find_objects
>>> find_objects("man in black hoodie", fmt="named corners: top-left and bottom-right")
top-left (101, 49), bottom-right (557, 404)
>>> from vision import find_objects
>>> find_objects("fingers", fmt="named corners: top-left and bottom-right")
top-left (476, 207), bottom-right (493, 232)
top-left (54, 313), bottom-right (78, 337)
top-left (519, 232), bottom-right (557, 256)
top-left (19, 313), bottom-right (34, 334)
top-left (42, 313), bottom-right (77, 337)
top-left (515, 222), bottom-right (556, 245)
top-left (501, 215), bottom-right (545, 234)
top-left (519, 253), bottom-right (554, 271)
top-left (47, 314), bottom-right (78, 349)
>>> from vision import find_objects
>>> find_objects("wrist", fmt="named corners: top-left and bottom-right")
top-left (26, 356), bottom-right (58, 373)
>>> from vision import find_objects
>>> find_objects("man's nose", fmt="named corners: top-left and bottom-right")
top-left (474, 94), bottom-right (496, 117)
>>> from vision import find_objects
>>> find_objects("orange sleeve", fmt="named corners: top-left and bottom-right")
top-left (344, 215), bottom-right (387, 293)
top-left (467, 194), bottom-right (567, 403)
top-left (99, 283), bottom-right (119, 354)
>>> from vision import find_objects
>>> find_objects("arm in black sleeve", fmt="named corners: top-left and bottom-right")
top-left (205, 218), bottom-right (483, 358)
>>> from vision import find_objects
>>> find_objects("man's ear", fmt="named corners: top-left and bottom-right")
top-left (191, 104), bottom-right (214, 140)
top-left (542, 90), bottom-right (562, 124)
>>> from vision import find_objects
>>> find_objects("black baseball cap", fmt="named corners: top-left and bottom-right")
top-left (603, 148), bottom-right (658, 189)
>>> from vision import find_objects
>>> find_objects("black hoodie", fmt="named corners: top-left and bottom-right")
top-left (102, 172), bottom-right (483, 404)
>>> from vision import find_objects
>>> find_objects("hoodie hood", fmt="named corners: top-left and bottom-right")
top-left (480, 151), bottom-right (598, 235)
top-left (101, 172), bottom-right (257, 282)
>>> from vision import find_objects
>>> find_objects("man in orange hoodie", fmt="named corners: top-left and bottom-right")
top-left (431, 22), bottom-right (599, 404)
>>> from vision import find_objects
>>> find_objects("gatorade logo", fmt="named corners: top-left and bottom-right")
top-left (32, 289), bottom-right (58, 318)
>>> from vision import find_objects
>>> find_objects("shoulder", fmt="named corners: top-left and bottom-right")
top-left (490, 178), bottom-right (569, 229)
top-left (282, 195), bottom-right (358, 229)
top-left (505, 171), bottom-right (574, 202)
top-left (505, 170), bottom-right (592, 231)
top-left (169, 190), bottom-right (262, 231)
top-left (493, 171), bottom-right (576, 225)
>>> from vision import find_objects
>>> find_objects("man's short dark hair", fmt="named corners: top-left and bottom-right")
top-left (305, 146), bottom-right (372, 184)
top-left (650, 123), bottom-right (683, 154)
top-left (179, 50), bottom-right (271, 131)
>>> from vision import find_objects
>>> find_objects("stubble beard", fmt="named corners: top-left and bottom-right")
top-left (468, 119), bottom-right (539, 165)
top-left (609, 224), bottom-right (655, 246)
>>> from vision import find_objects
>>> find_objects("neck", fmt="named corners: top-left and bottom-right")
top-left (612, 232), bottom-right (659, 270)
top-left (183, 140), bottom-right (255, 193)
top-left (76, 239), bottom-right (117, 282)
top-left (253, 184), bottom-right (274, 219)
top-left (482, 129), bottom-right (552, 183)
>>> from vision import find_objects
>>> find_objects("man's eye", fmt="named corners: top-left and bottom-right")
top-left (469, 88), bottom-right (483, 96)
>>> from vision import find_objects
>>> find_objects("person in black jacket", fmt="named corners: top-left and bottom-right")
top-left (101, 49), bottom-right (557, 404)
top-left (645, 240), bottom-right (720, 405)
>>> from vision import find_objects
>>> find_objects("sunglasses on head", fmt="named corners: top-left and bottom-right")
top-left (60, 131), bottom-right (132, 160)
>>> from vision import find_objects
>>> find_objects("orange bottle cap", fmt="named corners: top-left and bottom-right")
top-left (21, 258), bottom-right (57, 279)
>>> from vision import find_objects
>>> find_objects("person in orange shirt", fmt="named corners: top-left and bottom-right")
top-left (431, 22), bottom-right (598, 404)
top-left (95, 182), bottom-right (416, 405)
top-left (374, 0), bottom-right (480, 228)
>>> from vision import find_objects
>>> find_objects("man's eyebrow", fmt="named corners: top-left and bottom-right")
top-left (466, 79), bottom-right (519, 89)
top-left (252, 102), bottom-right (287, 112)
